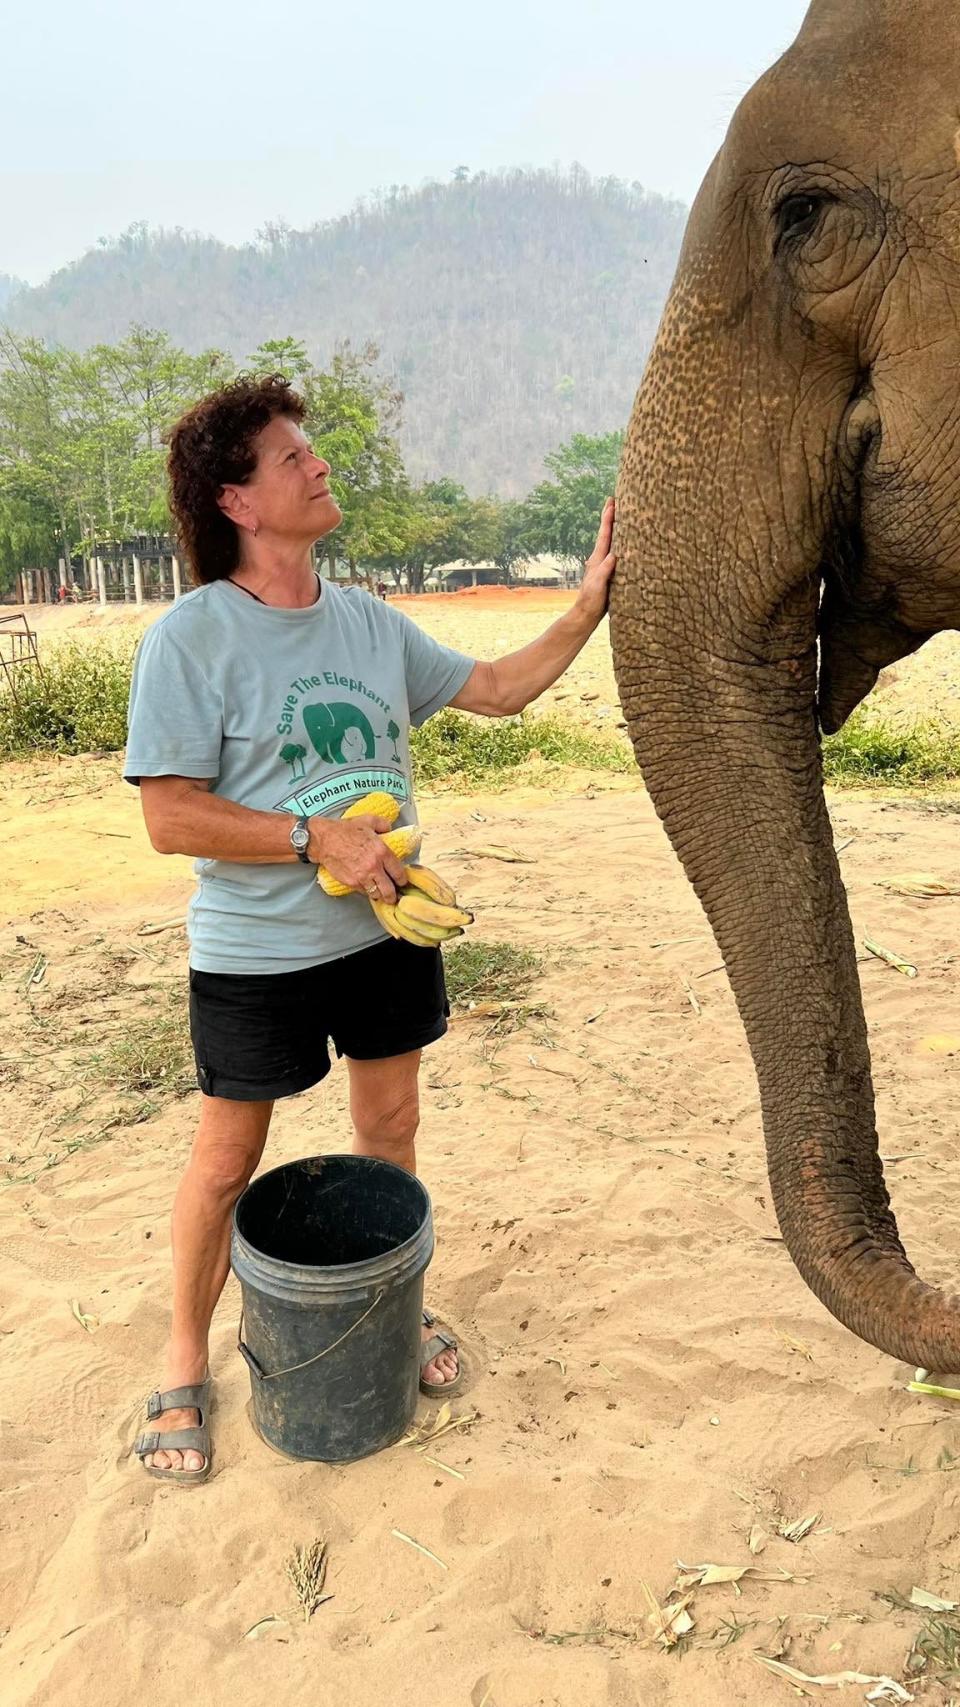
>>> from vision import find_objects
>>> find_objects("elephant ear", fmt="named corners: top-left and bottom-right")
top-left (816, 392), bottom-right (931, 733)
top-left (817, 593), bottom-right (930, 734)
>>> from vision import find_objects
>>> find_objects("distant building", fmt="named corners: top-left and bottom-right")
top-left (436, 553), bottom-right (576, 591)
top-left (512, 555), bottom-right (570, 587)
top-left (436, 560), bottom-right (502, 590)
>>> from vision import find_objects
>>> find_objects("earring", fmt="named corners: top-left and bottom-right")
top-left (251, 522), bottom-right (258, 538)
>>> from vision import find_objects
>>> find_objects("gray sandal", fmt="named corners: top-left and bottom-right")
top-left (134, 1382), bottom-right (212, 1485)
top-left (420, 1310), bottom-right (465, 1398)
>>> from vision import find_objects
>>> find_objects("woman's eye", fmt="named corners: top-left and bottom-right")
top-left (776, 193), bottom-right (826, 243)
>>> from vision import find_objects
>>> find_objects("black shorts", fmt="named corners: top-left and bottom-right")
top-left (188, 937), bottom-right (449, 1101)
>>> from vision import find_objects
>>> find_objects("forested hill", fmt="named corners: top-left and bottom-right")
top-left (6, 169), bottom-right (687, 494)
top-left (0, 275), bottom-right (24, 314)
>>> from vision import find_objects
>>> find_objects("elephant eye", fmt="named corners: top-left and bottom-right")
top-left (775, 191), bottom-right (829, 245)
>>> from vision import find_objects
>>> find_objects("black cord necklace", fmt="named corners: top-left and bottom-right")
top-left (226, 572), bottom-right (322, 606)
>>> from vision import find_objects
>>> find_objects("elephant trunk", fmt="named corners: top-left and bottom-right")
top-left (611, 307), bottom-right (960, 1370)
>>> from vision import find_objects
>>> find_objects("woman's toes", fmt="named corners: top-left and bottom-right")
top-left (182, 1450), bottom-right (205, 1472)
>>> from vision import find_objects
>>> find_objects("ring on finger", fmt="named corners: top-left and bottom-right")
top-left (366, 883), bottom-right (379, 898)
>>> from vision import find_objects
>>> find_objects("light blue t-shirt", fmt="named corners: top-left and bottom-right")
top-left (124, 579), bottom-right (474, 974)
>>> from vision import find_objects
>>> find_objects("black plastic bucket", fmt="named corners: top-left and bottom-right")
top-left (231, 1154), bottom-right (433, 1462)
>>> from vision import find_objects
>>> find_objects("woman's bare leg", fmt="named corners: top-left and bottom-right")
top-left (144, 1096), bottom-right (273, 1473)
top-left (347, 1051), bottom-right (458, 1386)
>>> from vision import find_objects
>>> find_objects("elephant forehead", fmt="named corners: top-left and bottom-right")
top-left (717, 10), bottom-right (960, 204)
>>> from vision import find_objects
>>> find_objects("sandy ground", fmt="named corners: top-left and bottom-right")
top-left (2, 596), bottom-right (960, 1705)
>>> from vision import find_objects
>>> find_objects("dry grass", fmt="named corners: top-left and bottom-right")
top-left (442, 940), bottom-right (542, 1006)
top-left (285, 1537), bottom-right (330, 1620)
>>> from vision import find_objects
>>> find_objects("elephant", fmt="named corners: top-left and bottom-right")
top-left (302, 700), bottom-right (377, 764)
top-left (610, 0), bottom-right (960, 1370)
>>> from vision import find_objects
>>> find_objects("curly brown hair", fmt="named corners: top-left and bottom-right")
top-left (166, 374), bottom-right (306, 584)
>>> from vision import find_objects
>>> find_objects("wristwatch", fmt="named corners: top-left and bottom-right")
top-left (290, 815), bottom-right (312, 864)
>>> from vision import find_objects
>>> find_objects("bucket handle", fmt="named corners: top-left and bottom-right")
top-left (237, 1288), bottom-right (385, 1383)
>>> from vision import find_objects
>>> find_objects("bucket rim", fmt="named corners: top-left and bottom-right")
top-left (231, 1152), bottom-right (434, 1301)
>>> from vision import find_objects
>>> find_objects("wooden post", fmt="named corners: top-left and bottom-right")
top-left (171, 554), bottom-right (182, 599)
top-left (122, 555), bottom-right (133, 602)
top-left (133, 554), bottom-right (144, 607)
top-left (97, 558), bottom-right (107, 606)
top-left (58, 557), bottom-right (69, 589)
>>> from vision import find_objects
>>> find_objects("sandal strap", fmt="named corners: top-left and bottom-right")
top-left (145, 1383), bottom-right (207, 1420)
top-left (134, 1425), bottom-right (208, 1459)
top-left (421, 1331), bottom-right (457, 1367)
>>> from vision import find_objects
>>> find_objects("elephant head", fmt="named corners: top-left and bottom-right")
top-left (611, 0), bottom-right (960, 1367)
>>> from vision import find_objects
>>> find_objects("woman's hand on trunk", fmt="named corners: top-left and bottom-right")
top-left (574, 498), bottom-right (617, 626)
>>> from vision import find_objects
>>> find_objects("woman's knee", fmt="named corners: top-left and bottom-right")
top-left (188, 1142), bottom-right (257, 1203)
top-left (353, 1089), bottom-right (420, 1154)
top-left (188, 1138), bottom-right (260, 1200)
top-left (186, 1099), bottom-right (271, 1198)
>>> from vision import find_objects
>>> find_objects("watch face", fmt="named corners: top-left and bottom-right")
top-left (291, 824), bottom-right (310, 849)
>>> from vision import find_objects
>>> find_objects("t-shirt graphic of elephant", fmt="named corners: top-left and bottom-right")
top-left (302, 700), bottom-right (378, 764)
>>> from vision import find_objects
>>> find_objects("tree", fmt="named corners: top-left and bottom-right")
top-left (280, 742), bottom-right (307, 780)
top-left (487, 498), bottom-right (529, 583)
top-left (248, 337), bottom-right (312, 384)
top-left (0, 467), bottom-right (59, 593)
top-left (367, 477), bottom-right (476, 594)
top-left (520, 430), bottom-right (623, 567)
top-left (101, 325), bottom-right (234, 452)
top-left (0, 326), bottom-right (235, 585)
top-left (0, 331), bottom-right (78, 579)
top-left (386, 720), bottom-right (400, 761)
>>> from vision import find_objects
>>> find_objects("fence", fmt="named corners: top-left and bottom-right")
top-left (0, 614), bottom-right (43, 699)
top-left (16, 550), bottom-right (183, 607)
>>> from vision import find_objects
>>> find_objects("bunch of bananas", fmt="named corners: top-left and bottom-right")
top-left (316, 790), bottom-right (473, 948)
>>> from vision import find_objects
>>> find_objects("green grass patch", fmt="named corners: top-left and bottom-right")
top-left (411, 707), bottom-right (631, 783)
top-left (823, 710), bottom-right (960, 786)
top-left (442, 939), bottom-right (542, 1006)
top-left (0, 637), bottom-right (136, 758)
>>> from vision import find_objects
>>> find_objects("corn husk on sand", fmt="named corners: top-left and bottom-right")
top-left (316, 791), bottom-right (474, 947)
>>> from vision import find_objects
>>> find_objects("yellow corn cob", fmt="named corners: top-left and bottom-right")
top-left (341, 791), bottom-right (401, 825)
top-left (317, 822), bottom-right (423, 896)
top-left (381, 824), bottom-right (422, 863)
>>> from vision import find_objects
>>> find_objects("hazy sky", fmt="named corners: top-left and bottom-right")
top-left (4, 0), bottom-right (809, 285)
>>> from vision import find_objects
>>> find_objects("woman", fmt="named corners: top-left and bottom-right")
top-left (126, 373), bottom-right (616, 1483)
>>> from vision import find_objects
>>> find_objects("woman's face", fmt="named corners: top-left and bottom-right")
top-left (239, 413), bottom-right (342, 542)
